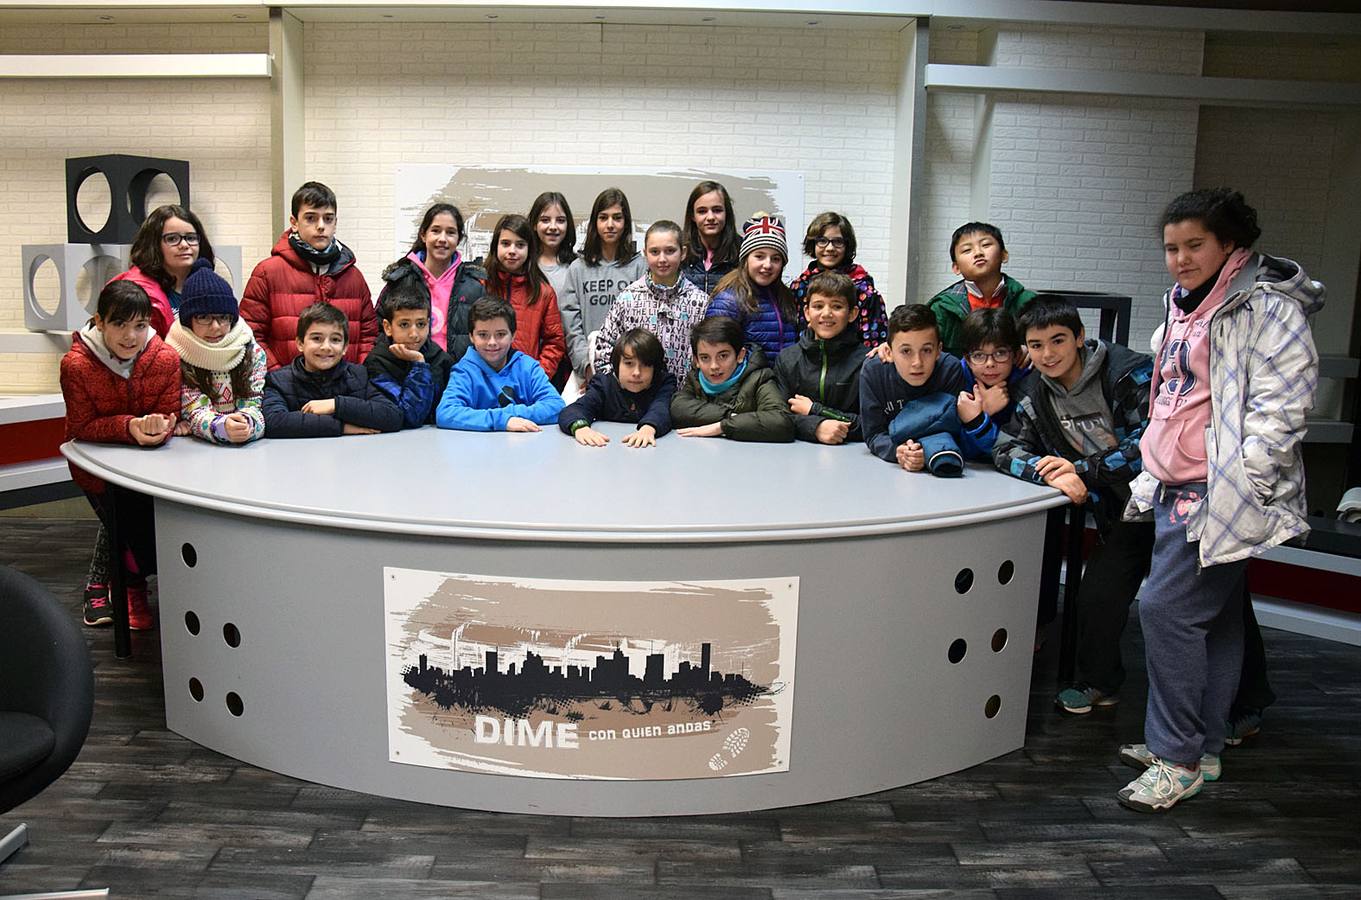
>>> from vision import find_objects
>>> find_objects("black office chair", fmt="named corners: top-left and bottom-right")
top-left (0, 565), bottom-right (98, 896)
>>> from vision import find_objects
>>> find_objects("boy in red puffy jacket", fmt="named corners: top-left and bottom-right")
top-left (240, 181), bottom-right (378, 370)
top-left (60, 280), bottom-right (182, 630)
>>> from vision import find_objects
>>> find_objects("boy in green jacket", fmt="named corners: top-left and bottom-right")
top-left (671, 315), bottom-right (794, 442)
top-left (927, 222), bottom-right (1037, 356)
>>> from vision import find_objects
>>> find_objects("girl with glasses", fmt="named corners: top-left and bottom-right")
top-left (108, 204), bottom-right (217, 338)
top-left (790, 211), bottom-right (887, 347)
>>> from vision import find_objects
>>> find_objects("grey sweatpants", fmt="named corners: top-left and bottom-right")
top-left (1140, 482), bottom-right (1248, 766)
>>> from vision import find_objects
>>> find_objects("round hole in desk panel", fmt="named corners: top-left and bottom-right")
top-left (998, 559), bottom-right (1015, 585)
top-left (184, 610), bottom-right (200, 635)
top-left (991, 628), bottom-right (1008, 653)
top-left (226, 692), bottom-right (244, 717)
top-left (223, 622), bottom-right (241, 648)
top-left (955, 568), bottom-right (974, 594)
top-left (181, 542), bottom-right (197, 568)
top-left (189, 678), bottom-right (204, 702)
top-left (948, 638), bottom-right (967, 664)
top-left (985, 694), bottom-right (1001, 719)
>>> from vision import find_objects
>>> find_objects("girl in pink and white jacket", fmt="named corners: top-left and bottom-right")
top-left (1116, 189), bottom-right (1323, 813)
top-left (165, 259), bottom-right (266, 445)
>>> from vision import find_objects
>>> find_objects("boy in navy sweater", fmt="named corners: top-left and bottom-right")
top-left (953, 307), bottom-right (1028, 456)
top-left (365, 275), bottom-right (453, 428)
top-left (860, 304), bottom-right (977, 474)
top-left (774, 271), bottom-right (864, 445)
top-left (262, 302), bottom-right (402, 438)
top-left (435, 298), bottom-right (565, 432)
top-left (559, 328), bottom-right (676, 447)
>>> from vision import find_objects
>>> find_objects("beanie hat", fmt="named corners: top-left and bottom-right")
top-left (178, 258), bottom-right (239, 327)
top-left (739, 212), bottom-right (788, 261)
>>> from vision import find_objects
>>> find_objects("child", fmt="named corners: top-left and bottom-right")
top-left (61, 280), bottom-right (181, 629)
top-left (789, 212), bottom-right (888, 347)
top-left (559, 188), bottom-right (647, 381)
top-left (679, 180), bottom-right (739, 296)
top-left (364, 276), bottom-right (454, 429)
top-left (482, 213), bottom-right (567, 380)
top-left (240, 181), bottom-right (377, 370)
top-left (1114, 189), bottom-right (1322, 813)
top-left (773, 271), bottom-right (864, 445)
top-left (560, 328), bottom-right (676, 448)
top-left (705, 213), bottom-right (799, 359)
top-left (590, 220), bottom-right (711, 384)
top-left (671, 316), bottom-right (794, 442)
top-left (859, 304), bottom-right (972, 475)
top-left (379, 203), bottom-right (485, 361)
top-left (991, 298), bottom-right (1154, 716)
top-left (109, 204), bottom-right (217, 338)
top-left (165, 259), bottom-right (266, 445)
top-left (435, 298), bottom-right (566, 432)
top-left (951, 307), bottom-right (1028, 457)
top-left (262, 301), bottom-right (402, 438)
top-left (530, 191), bottom-right (578, 387)
top-left (927, 222), bottom-right (1037, 356)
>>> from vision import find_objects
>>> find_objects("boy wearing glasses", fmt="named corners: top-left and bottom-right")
top-left (951, 307), bottom-right (1029, 456)
top-left (927, 222), bottom-right (1037, 356)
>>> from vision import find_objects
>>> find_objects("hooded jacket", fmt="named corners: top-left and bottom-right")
top-left (558, 370), bottom-right (678, 437)
top-left (790, 261), bottom-right (889, 347)
top-left (773, 326), bottom-right (865, 443)
top-left (262, 356), bottom-right (402, 438)
top-left (927, 274), bottom-right (1036, 356)
top-left (435, 348), bottom-right (566, 431)
top-left (240, 230), bottom-right (378, 370)
top-left (378, 254), bottom-right (486, 362)
top-left (60, 329), bottom-right (182, 494)
top-left (994, 339), bottom-right (1153, 531)
top-left (364, 333), bottom-right (454, 429)
top-left (705, 285), bottom-right (799, 360)
top-left (670, 346), bottom-right (795, 443)
top-left (1125, 254), bottom-right (1324, 566)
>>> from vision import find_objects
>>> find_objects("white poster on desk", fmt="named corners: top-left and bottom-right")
top-left (383, 568), bottom-right (798, 780)
top-left (393, 163), bottom-right (806, 271)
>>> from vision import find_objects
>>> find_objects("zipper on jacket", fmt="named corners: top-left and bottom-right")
top-left (818, 340), bottom-right (828, 401)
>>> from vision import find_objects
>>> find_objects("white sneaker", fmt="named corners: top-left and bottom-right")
top-left (1118, 758), bottom-right (1203, 812)
top-left (1118, 743), bottom-right (1221, 782)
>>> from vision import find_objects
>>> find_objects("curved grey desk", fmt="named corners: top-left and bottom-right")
top-left (64, 425), bottom-right (1066, 816)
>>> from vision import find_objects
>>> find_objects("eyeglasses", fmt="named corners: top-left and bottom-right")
top-left (191, 314), bottom-right (233, 327)
top-left (968, 349), bottom-right (1014, 365)
top-left (814, 237), bottom-right (846, 249)
top-left (162, 232), bottom-right (200, 247)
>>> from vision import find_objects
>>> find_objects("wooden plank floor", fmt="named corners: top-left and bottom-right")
top-left (2, 517), bottom-right (1359, 899)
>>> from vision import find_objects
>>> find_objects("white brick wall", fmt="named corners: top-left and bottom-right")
top-left (958, 25), bottom-right (1205, 348)
top-left (0, 23), bottom-right (271, 393)
top-left (302, 22), bottom-right (905, 303)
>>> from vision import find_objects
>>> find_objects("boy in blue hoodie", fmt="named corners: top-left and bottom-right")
top-left (436, 298), bottom-right (565, 432)
top-left (365, 274), bottom-right (453, 428)
top-left (860, 304), bottom-right (978, 475)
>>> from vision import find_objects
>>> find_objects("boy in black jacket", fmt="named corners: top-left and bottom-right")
top-left (263, 302), bottom-right (402, 438)
top-left (992, 298), bottom-right (1154, 715)
top-left (365, 276), bottom-right (453, 428)
top-left (774, 271), bottom-right (864, 444)
top-left (559, 328), bottom-right (677, 448)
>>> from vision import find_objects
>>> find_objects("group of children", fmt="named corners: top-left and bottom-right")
top-left (60, 181), bottom-right (1322, 815)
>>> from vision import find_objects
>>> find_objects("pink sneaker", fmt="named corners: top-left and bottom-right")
top-left (125, 582), bottom-right (155, 631)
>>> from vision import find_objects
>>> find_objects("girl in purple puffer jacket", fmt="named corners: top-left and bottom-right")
top-left (704, 213), bottom-right (799, 359)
